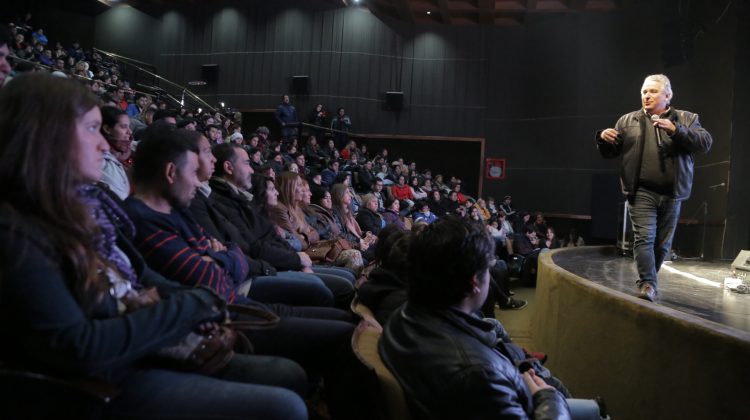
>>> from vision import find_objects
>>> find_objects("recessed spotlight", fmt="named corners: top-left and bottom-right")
top-left (426, 11), bottom-right (431, 15)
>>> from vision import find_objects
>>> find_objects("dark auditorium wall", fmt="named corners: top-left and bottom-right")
top-left (93, 5), bottom-right (157, 65)
top-left (92, 0), bottom-right (742, 258)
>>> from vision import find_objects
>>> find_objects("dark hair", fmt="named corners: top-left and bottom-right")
top-left (213, 143), bottom-right (243, 177)
top-left (374, 225), bottom-right (407, 266)
top-left (384, 234), bottom-right (412, 276)
top-left (0, 73), bottom-right (104, 304)
top-left (101, 105), bottom-right (126, 127)
top-left (100, 106), bottom-right (127, 144)
top-left (407, 217), bottom-right (495, 308)
top-left (179, 129), bottom-right (207, 150)
top-left (153, 109), bottom-right (177, 123)
top-left (250, 175), bottom-right (275, 216)
top-left (177, 118), bottom-right (196, 128)
top-left (132, 125), bottom-right (197, 187)
top-left (0, 25), bottom-right (12, 48)
top-left (310, 184), bottom-right (329, 204)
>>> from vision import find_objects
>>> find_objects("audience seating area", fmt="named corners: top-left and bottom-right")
top-left (1, 17), bottom-right (599, 419)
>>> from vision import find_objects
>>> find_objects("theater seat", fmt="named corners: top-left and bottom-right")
top-left (0, 368), bottom-right (117, 419)
top-left (351, 321), bottom-right (412, 420)
top-left (350, 295), bottom-right (383, 332)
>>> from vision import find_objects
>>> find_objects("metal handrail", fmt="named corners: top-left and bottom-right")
top-left (94, 48), bottom-right (217, 113)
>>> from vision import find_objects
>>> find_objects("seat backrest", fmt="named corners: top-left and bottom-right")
top-left (0, 368), bottom-right (116, 418)
top-left (351, 322), bottom-right (413, 420)
top-left (350, 295), bottom-right (383, 332)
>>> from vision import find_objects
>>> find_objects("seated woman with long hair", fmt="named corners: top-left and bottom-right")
top-left (99, 105), bottom-right (133, 200)
top-left (270, 171), bottom-right (322, 250)
top-left (271, 173), bottom-right (364, 274)
top-left (330, 183), bottom-right (377, 261)
top-left (0, 74), bottom-right (307, 418)
top-left (305, 185), bottom-right (341, 241)
top-left (251, 174), bottom-right (357, 303)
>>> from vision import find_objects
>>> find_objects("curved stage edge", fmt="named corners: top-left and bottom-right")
top-left (531, 246), bottom-right (750, 420)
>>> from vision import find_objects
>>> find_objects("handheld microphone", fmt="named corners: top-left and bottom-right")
top-left (651, 114), bottom-right (663, 147)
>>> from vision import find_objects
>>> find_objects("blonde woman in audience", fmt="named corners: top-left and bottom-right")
top-left (270, 172), bottom-right (322, 250)
top-left (476, 198), bottom-right (492, 221)
top-left (273, 175), bottom-right (365, 273)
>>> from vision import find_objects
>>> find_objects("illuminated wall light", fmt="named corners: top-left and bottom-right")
top-left (427, 11), bottom-right (432, 15)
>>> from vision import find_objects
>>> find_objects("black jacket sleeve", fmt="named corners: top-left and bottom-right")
top-left (0, 226), bottom-right (225, 380)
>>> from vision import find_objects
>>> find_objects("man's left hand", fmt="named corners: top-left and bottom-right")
top-left (652, 118), bottom-right (677, 136)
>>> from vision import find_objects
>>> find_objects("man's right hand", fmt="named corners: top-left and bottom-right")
top-left (600, 128), bottom-right (620, 144)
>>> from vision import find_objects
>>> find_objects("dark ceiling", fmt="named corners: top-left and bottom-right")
top-left (362, 0), bottom-right (630, 26)
top-left (15, 0), bottom-right (631, 25)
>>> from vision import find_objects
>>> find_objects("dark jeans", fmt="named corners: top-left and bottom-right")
top-left (628, 188), bottom-right (681, 288)
top-left (241, 304), bottom-right (370, 419)
top-left (312, 265), bottom-right (357, 309)
top-left (107, 355), bottom-right (308, 419)
top-left (481, 260), bottom-right (512, 317)
top-left (521, 249), bottom-right (542, 287)
top-left (248, 271), bottom-right (334, 307)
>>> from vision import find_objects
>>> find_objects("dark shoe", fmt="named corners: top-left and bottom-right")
top-left (594, 396), bottom-right (609, 419)
top-left (499, 297), bottom-right (528, 310)
top-left (637, 283), bottom-right (658, 302)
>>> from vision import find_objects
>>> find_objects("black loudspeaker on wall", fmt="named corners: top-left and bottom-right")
top-left (292, 75), bottom-right (309, 95)
top-left (202, 64), bottom-right (219, 85)
top-left (385, 91), bottom-right (403, 111)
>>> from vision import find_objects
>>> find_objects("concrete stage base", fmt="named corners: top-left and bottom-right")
top-left (532, 247), bottom-right (750, 420)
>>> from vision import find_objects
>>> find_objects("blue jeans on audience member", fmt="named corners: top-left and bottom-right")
top-left (567, 398), bottom-right (603, 420)
top-left (628, 188), bottom-right (681, 288)
top-left (311, 265), bottom-right (357, 309)
top-left (107, 355), bottom-right (308, 419)
top-left (248, 271), bottom-right (334, 307)
top-left (312, 265), bottom-right (356, 284)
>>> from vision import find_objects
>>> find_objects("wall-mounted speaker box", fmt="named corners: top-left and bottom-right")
top-left (202, 64), bottom-right (219, 84)
top-left (385, 91), bottom-right (404, 111)
top-left (292, 75), bottom-right (309, 95)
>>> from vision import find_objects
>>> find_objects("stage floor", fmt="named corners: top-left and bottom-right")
top-left (551, 247), bottom-right (750, 333)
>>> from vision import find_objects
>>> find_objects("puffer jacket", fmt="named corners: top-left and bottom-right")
top-left (596, 108), bottom-right (712, 200)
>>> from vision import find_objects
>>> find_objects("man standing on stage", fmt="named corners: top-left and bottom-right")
top-left (597, 74), bottom-right (712, 302)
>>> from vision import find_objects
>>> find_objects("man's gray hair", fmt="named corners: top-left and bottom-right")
top-left (644, 74), bottom-right (673, 101)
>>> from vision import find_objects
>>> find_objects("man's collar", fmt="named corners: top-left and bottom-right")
top-left (197, 181), bottom-right (211, 198)
top-left (643, 106), bottom-right (672, 118)
top-left (211, 176), bottom-right (253, 202)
